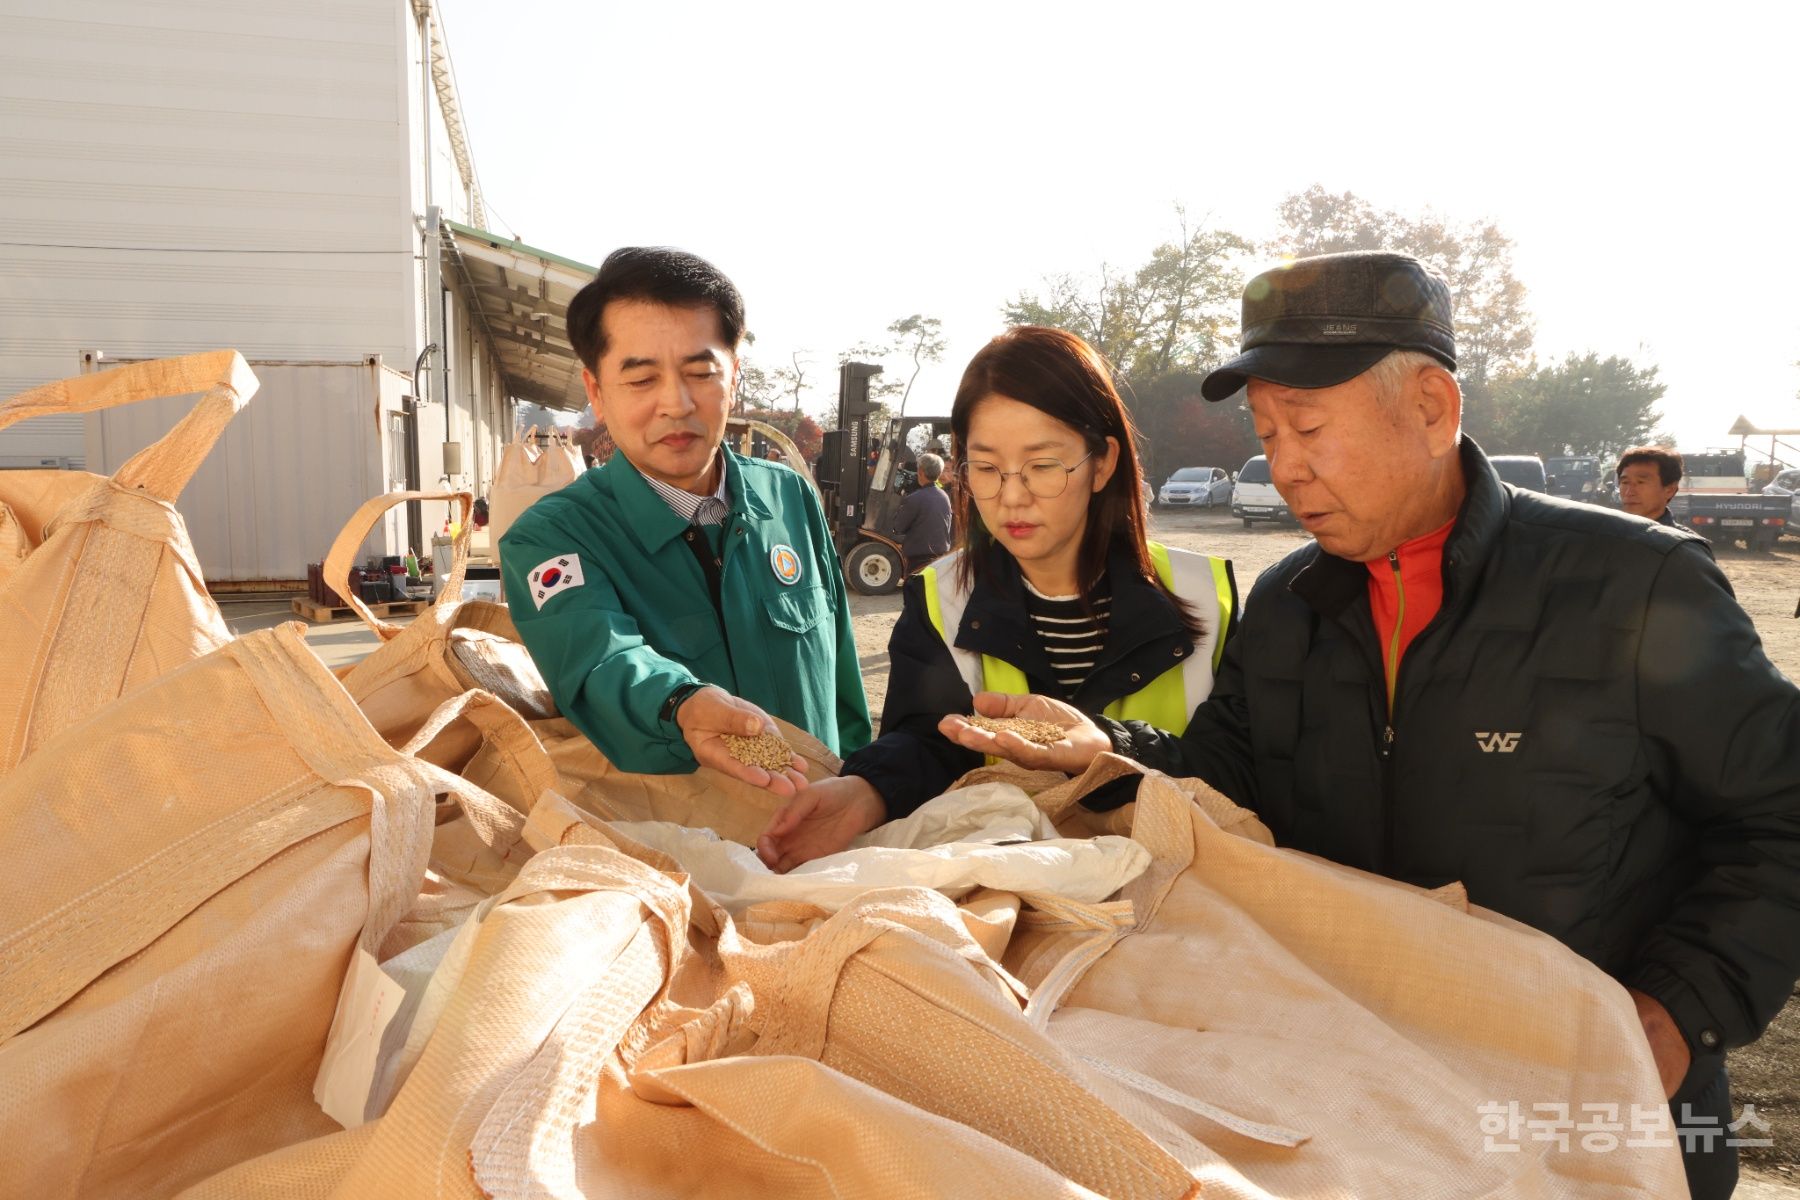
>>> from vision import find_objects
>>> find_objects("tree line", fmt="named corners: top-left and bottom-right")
top-left (1004, 186), bottom-right (1667, 481)
top-left (549, 186), bottom-right (1671, 481)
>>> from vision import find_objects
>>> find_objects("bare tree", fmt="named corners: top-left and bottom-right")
top-left (1004, 209), bottom-right (1249, 384)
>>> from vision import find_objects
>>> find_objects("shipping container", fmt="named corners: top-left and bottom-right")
top-left (84, 358), bottom-right (426, 585)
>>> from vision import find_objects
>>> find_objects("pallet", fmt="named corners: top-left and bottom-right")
top-left (289, 596), bottom-right (427, 624)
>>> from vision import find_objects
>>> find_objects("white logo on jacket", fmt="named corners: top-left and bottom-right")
top-left (1474, 731), bottom-right (1523, 753)
top-left (527, 553), bottom-right (584, 609)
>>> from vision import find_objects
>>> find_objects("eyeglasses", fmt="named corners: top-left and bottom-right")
top-left (956, 452), bottom-right (1095, 500)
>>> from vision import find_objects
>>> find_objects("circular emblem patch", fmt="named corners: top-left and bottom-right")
top-left (770, 544), bottom-right (802, 586)
top-left (539, 567), bottom-right (563, 588)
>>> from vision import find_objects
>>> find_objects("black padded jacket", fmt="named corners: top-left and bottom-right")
top-left (1111, 439), bottom-right (1800, 1067)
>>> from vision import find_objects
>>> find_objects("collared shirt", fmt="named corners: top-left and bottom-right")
top-left (642, 461), bottom-right (730, 526)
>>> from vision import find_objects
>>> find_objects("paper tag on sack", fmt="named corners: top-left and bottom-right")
top-left (313, 946), bottom-right (407, 1128)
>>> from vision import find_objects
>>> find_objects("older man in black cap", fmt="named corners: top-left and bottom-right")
top-left (945, 250), bottom-right (1800, 1199)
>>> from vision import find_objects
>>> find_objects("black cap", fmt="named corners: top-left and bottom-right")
top-left (1200, 251), bottom-right (1456, 401)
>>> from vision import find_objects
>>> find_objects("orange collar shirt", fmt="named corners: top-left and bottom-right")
top-left (1364, 517), bottom-right (1455, 715)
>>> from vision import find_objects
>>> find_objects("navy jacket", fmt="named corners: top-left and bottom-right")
top-left (891, 482), bottom-right (952, 563)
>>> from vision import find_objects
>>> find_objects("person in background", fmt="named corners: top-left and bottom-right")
top-left (756, 325), bottom-right (1237, 869)
top-left (1617, 445), bottom-right (1684, 526)
top-left (502, 247), bottom-right (871, 796)
top-left (891, 451), bottom-right (952, 576)
top-left (940, 252), bottom-right (1800, 1200)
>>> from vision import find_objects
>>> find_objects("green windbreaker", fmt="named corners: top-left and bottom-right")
top-left (500, 447), bottom-right (871, 773)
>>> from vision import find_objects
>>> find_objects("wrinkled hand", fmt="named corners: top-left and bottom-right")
top-left (675, 686), bottom-right (808, 799)
top-left (1628, 988), bottom-right (1693, 1100)
top-left (937, 691), bottom-right (1110, 775)
top-left (757, 775), bottom-right (886, 873)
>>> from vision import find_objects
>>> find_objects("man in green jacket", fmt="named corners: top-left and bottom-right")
top-left (501, 246), bottom-right (870, 794)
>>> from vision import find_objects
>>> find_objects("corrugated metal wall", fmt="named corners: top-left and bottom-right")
top-left (0, 0), bottom-right (414, 461)
top-left (1, 1), bottom-right (523, 580)
top-left (0, 413), bottom-right (84, 468)
top-left (86, 359), bottom-right (413, 583)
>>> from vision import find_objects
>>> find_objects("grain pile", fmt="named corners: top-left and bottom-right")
top-left (721, 730), bottom-right (798, 771)
top-left (963, 715), bottom-right (1068, 745)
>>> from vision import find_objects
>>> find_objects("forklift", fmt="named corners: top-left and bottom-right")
top-left (814, 362), bottom-right (952, 595)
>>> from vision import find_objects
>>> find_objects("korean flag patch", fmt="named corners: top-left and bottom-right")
top-left (528, 553), bottom-right (585, 609)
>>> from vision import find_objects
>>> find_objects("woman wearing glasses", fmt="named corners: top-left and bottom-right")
top-left (756, 325), bottom-right (1238, 871)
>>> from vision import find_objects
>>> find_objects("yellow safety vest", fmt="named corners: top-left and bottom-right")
top-left (920, 542), bottom-right (1233, 735)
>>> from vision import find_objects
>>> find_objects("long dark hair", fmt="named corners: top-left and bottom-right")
top-left (950, 326), bottom-right (1201, 641)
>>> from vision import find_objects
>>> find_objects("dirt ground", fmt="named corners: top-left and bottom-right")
top-left (846, 506), bottom-right (1800, 1186)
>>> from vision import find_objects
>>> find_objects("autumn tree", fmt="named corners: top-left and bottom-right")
top-left (1001, 213), bottom-right (1252, 477)
top-left (1268, 186), bottom-right (1535, 421)
top-left (1126, 373), bottom-right (1260, 485)
top-left (569, 422), bottom-right (614, 465)
top-left (1004, 211), bottom-right (1250, 385)
top-left (741, 407), bottom-right (825, 463)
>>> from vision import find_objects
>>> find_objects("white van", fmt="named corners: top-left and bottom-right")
top-left (1231, 454), bottom-right (1293, 528)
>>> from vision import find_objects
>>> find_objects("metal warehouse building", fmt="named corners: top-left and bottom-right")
top-left (0, 0), bottom-right (591, 584)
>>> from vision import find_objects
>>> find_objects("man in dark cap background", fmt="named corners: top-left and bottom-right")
top-left (944, 250), bottom-right (1800, 1199)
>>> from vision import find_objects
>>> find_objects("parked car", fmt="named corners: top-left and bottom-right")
top-left (1763, 467), bottom-right (1800, 501)
top-left (1760, 467), bottom-right (1800, 539)
top-left (1157, 465), bottom-right (1233, 508)
top-left (1545, 454), bottom-right (1604, 499)
top-left (1489, 455), bottom-right (1548, 493)
top-left (1231, 455), bottom-right (1294, 527)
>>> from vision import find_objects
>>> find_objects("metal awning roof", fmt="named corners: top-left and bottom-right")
top-left (1727, 415), bottom-right (1800, 437)
top-left (441, 219), bottom-right (595, 411)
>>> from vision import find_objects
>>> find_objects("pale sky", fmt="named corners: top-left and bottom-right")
top-left (438, 0), bottom-right (1800, 452)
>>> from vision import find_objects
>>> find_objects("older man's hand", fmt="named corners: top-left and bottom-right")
top-left (938, 692), bottom-right (1110, 775)
top-left (675, 686), bottom-right (809, 799)
top-left (1628, 988), bottom-right (1693, 1099)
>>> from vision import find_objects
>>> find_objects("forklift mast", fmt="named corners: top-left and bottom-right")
top-left (815, 362), bottom-right (955, 592)
top-left (816, 362), bottom-right (883, 553)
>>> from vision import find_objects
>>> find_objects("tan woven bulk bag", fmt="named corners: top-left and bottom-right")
top-left (180, 810), bottom-right (1190, 1200)
top-left (487, 425), bottom-right (582, 554)
top-left (174, 757), bottom-right (1684, 1197)
top-left (0, 624), bottom-right (538, 1199)
top-left (0, 466), bottom-right (104, 588)
top-left (0, 351), bottom-right (256, 772)
top-left (324, 490), bottom-right (555, 769)
top-left (991, 755), bottom-right (1689, 1198)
